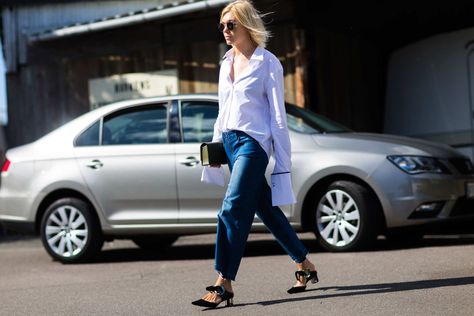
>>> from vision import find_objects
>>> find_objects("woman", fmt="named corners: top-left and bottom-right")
top-left (192, 0), bottom-right (318, 308)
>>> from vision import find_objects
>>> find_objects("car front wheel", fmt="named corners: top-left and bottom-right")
top-left (40, 197), bottom-right (103, 263)
top-left (313, 180), bottom-right (379, 251)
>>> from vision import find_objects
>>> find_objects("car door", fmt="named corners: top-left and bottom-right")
top-left (175, 99), bottom-right (227, 223)
top-left (74, 102), bottom-right (178, 225)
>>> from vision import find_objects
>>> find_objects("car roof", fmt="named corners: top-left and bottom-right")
top-left (104, 93), bottom-right (218, 107)
top-left (33, 94), bottom-right (219, 148)
top-left (82, 93), bottom-right (219, 121)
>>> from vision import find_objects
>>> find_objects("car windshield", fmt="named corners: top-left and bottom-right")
top-left (285, 103), bottom-right (352, 134)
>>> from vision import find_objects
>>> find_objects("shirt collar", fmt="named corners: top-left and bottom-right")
top-left (250, 46), bottom-right (264, 62)
top-left (222, 46), bottom-right (265, 62)
top-left (223, 48), bottom-right (234, 61)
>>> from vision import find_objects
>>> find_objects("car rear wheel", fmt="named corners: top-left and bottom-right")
top-left (40, 197), bottom-right (103, 263)
top-left (132, 235), bottom-right (178, 250)
top-left (313, 180), bottom-right (379, 251)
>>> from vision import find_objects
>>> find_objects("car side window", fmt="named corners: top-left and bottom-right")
top-left (102, 104), bottom-right (168, 145)
top-left (181, 101), bottom-right (218, 143)
top-left (75, 120), bottom-right (100, 146)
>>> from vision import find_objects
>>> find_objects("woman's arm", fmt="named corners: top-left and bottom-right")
top-left (266, 57), bottom-right (292, 174)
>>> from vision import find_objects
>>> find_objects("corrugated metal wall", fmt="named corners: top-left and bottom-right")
top-left (2, 0), bottom-right (197, 71)
top-left (15, 0), bottom-right (184, 34)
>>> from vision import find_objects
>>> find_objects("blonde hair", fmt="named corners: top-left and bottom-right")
top-left (220, 0), bottom-right (270, 47)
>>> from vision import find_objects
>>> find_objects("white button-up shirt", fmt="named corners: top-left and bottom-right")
top-left (201, 46), bottom-right (296, 205)
top-left (216, 46), bottom-right (291, 171)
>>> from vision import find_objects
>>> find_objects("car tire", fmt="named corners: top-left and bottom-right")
top-left (40, 197), bottom-right (104, 263)
top-left (132, 235), bottom-right (178, 250)
top-left (313, 180), bottom-right (379, 252)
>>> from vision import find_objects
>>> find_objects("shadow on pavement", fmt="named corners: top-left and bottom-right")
top-left (87, 233), bottom-right (474, 264)
top-left (248, 276), bottom-right (474, 307)
top-left (89, 238), bottom-right (320, 264)
top-left (0, 231), bottom-right (37, 243)
top-left (373, 234), bottom-right (474, 251)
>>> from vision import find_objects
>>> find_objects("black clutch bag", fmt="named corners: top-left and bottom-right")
top-left (200, 142), bottom-right (227, 166)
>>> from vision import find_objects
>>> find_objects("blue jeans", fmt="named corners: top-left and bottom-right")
top-left (215, 130), bottom-right (309, 281)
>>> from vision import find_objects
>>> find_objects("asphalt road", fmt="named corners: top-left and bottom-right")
top-left (1, 232), bottom-right (474, 316)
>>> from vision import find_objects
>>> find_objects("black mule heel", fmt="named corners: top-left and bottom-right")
top-left (192, 285), bottom-right (234, 308)
top-left (308, 270), bottom-right (319, 284)
top-left (287, 269), bottom-right (319, 294)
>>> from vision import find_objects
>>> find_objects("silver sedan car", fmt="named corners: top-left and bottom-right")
top-left (1, 94), bottom-right (474, 263)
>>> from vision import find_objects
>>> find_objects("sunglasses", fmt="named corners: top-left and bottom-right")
top-left (218, 21), bottom-right (237, 32)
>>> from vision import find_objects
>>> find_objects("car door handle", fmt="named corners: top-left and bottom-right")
top-left (86, 159), bottom-right (103, 170)
top-left (179, 156), bottom-right (200, 167)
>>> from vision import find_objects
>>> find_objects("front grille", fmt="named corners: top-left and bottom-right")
top-left (449, 158), bottom-right (474, 174)
top-left (450, 197), bottom-right (474, 217)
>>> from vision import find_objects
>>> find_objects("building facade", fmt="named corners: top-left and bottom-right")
top-left (3, 0), bottom-right (474, 149)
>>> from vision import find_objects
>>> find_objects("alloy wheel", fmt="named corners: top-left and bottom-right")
top-left (44, 205), bottom-right (89, 258)
top-left (316, 189), bottom-right (361, 248)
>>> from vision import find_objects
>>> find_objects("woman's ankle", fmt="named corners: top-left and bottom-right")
top-left (215, 277), bottom-right (233, 292)
top-left (297, 258), bottom-right (316, 271)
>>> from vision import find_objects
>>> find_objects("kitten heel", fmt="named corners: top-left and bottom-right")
top-left (287, 269), bottom-right (319, 294)
top-left (192, 285), bottom-right (234, 308)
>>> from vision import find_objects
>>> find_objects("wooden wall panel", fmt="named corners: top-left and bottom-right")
top-left (268, 24), bottom-right (307, 107)
top-left (308, 29), bottom-right (382, 132)
top-left (179, 41), bottom-right (219, 94)
top-left (5, 11), bottom-right (303, 147)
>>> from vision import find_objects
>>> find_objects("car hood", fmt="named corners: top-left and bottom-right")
top-left (312, 132), bottom-right (466, 158)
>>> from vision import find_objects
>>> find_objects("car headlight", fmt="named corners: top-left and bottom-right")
top-left (387, 155), bottom-right (450, 174)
